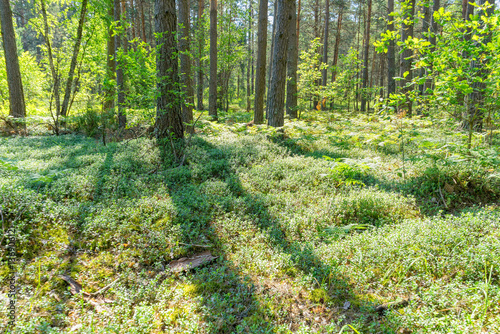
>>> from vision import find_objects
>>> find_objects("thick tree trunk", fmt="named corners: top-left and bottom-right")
top-left (296, 0), bottom-right (300, 50)
top-left (321, 0), bottom-right (329, 87)
top-left (209, 0), bottom-right (217, 120)
top-left (387, 0), bottom-right (396, 97)
top-left (267, 0), bottom-right (292, 127)
top-left (286, 0), bottom-right (298, 118)
top-left (155, 0), bottom-right (184, 140)
top-left (115, 0), bottom-right (127, 128)
top-left (0, 0), bottom-right (26, 120)
top-left (60, 0), bottom-right (88, 117)
top-left (267, 0), bottom-right (277, 120)
top-left (360, 0), bottom-right (372, 112)
top-left (138, 0), bottom-right (146, 42)
top-left (104, 0), bottom-right (116, 113)
top-left (246, 1), bottom-right (252, 112)
top-left (331, 7), bottom-right (342, 82)
top-left (179, 0), bottom-right (194, 132)
top-left (254, 0), bottom-right (268, 124)
top-left (399, 0), bottom-right (415, 116)
top-left (355, 3), bottom-right (362, 111)
top-left (197, 0), bottom-right (204, 110)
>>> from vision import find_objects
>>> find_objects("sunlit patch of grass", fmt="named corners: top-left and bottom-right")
top-left (1, 111), bottom-right (499, 333)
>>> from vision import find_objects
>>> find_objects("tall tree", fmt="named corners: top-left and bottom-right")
top-left (465, 0), bottom-right (494, 131)
top-left (417, 0), bottom-right (431, 113)
top-left (40, 0), bottom-right (60, 117)
top-left (399, 0), bottom-right (415, 115)
top-left (60, 0), bottom-right (88, 117)
top-left (267, 0), bottom-right (277, 119)
top-left (253, 0), bottom-right (268, 124)
top-left (0, 0), bottom-right (26, 120)
top-left (286, 0), bottom-right (298, 118)
top-left (179, 0), bottom-right (194, 132)
top-left (155, 0), bottom-right (184, 139)
top-left (246, 0), bottom-right (252, 112)
top-left (360, 0), bottom-right (372, 112)
top-left (115, 0), bottom-right (127, 127)
top-left (103, 0), bottom-right (116, 113)
top-left (267, 0), bottom-right (292, 127)
top-left (196, 0), bottom-right (204, 110)
top-left (321, 0), bottom-right (329, 87)
top-left (209, 0), bottom-right (217, 120)
top-left (387, 0), bottom-right (396, 97)
top-left (331, 6), bottom-right (343, 82)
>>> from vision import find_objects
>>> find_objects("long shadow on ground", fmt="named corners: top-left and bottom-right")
top-left (162, 137), bottom-right (400, 333)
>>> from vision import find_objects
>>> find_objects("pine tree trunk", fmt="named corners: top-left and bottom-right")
top-left (209, 0), bottom-right (218, 120)
top-left (155, 0), bottom-right (184, 140)
top-left (286, 0), bottom-right (298, 118)
top-left (179, 0), bottom-right (194, 132)
top-left (360, 0), bottom-right (371, 112)
top-left (115, 0), bottom-right (127, 127)
top-left (417, 1), bottom-right (431, 113)
top-left (267, 0), bottom-right (292, 127)
top-left (138, 0), bottom-right (146, 42)
top-left (196, 0), bottom-right (204, 110)
top-left (104, 0), bottom-right (116, 113)
top-left (0, 0), bottom-right (26, 120)
top-left (331, 7), bottom-right (342, 82)
top-left (399, 0), bottom-right (415, 116)
top-left (254, 0), bottom-right (268, 124)
top-left (387, 0), bottom-right (396, 98)
top-left (246, 1), bottom-right (252, 112)
top-left (321, 0), bottom-right (329, 87)
top-left (266, 0), bottom-right (277, 120)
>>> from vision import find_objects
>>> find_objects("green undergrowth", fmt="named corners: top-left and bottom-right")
top-left (0, 110), bottom-right (499, 333)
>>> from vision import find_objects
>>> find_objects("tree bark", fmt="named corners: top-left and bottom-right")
top-left (331, 7), bottom-right (342, 82)
top-left (360, 0), bottom-right (372, 112)
top-left (399, 0), bottom-right (415, 115)
top-left (0, 0), bottom-right (26, 119)
top-left (196, 0), bottom-right (204, 110)
top-left (321, 0), bottom-right (329, 87)
top-left (138, 0), bottom-right (146, 42)
top-left (246, 1), bottom-right (252, 112)
top-left (266, 0), bottom-right (277, 120)
top-left (60, 0), bottom-right (88, 117)
top-left (267, 0), bottom-right (292, 127)
top-left (209, 0), bottom-right (217, 120)
top-left (387, 0), bottom-right (396, 97)
top-left (155, 0), bottom-right (184, 140)
top-left (253, 0), bottom-right (268, 124)
top-left (179, 0), bottom-right (194, 132)
top-left (417, 0), bottom-right (431, 113)
top-left (286, 0), bottom-right (298, 118)
top-left (104, 0), bottom-right (116, 113)
top-left (114, 0), bottom-right (127, 127)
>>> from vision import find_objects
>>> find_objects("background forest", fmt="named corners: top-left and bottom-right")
top-left (1, 0), bottom-right (500, 332)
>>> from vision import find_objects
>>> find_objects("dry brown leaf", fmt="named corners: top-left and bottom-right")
top-left (168, 251), bottom-right (217, 273)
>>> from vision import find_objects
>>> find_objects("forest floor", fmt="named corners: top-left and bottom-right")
top-left (1, 110), bottom-right (500, 333)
